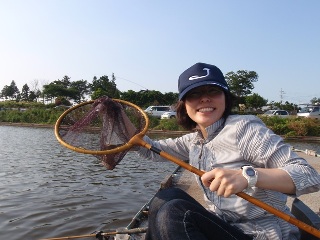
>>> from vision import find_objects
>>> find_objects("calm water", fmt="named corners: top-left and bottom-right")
top-left (0, 126), bottom-right (319, 240)
top-left (0, 126), bottom-right (176, 240)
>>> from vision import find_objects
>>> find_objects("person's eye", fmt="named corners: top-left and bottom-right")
top-left (208, 89), bottom-right (222, 95)
top-left (188, 91), bottom-right (201, 98)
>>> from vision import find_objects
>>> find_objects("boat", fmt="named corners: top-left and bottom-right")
top-left (115, 151), bottom-right (320, 240)
top-left (41, 151), bottom-right (319, 240)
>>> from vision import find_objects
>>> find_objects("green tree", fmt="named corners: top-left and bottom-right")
top-left (267, 101), bottom-right (298, 112)
top-left (163, 92), bottom-right (179, 106)
top-left (69, 79), bottom-right (90, 103)
top-left (43, 82), bottom-right (68, 99)
top-left (1, 85), bottom-right (11, 99)
top-left (121, 90), bottom-right (143, 105)
top-left (42, 75), bottom-right (82, 104)
top-left (21, 84), bottom-right (30, 101)
top-left (121, 90), bottom-right (178, 108)
top-left (90, 74), bottom-right (121, 100)
top-left (245, 93), bottom-right (268, 110)
top-left (1, 80), bottom-right (20, 100)
top-left (225, 70), bottom-right (258, 103)
top-left (60, 75), bottom-right (71, 88)
top-left (28, 91), bottom-right (37, 102)
top-left (310, 97), bottom-right (320, 105)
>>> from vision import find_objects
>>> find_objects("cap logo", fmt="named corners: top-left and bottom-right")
top-left (188, 68), bottom-right (210, 81)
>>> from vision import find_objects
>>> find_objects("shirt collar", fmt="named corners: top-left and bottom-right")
top-left (196, 118), bottom-right (225, 140)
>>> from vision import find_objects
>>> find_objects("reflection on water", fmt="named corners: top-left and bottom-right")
top-left (0, 126), bottom-right (319, 240)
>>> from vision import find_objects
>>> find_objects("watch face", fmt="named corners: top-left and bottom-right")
top-left (246, 168), bottom-right (255, 176)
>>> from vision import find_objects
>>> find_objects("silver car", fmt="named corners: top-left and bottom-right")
top-left (263, 110), bottom-right (290, 118)
top-left (161, 111), bottom-right (177, 119)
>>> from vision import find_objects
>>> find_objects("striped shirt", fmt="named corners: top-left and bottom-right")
top-left (139, 115), bottom-right (320, 239)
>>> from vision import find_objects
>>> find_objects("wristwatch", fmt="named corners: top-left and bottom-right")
top-left (241, 165), bottom-right (258, 192)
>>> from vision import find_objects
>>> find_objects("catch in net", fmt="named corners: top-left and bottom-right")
top-left (55, 96), bottom-right (148, 170)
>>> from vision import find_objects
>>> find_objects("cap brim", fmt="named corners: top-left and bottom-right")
top-left (179, 81), bottom-right (229, 100)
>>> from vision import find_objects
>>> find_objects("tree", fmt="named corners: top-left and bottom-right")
top-left (267, 101), bottom-right (298, 112)
top-left (28, 91), bottom-right (37, 102)
top-left (30, 79), bottom-right (42, 102)
top-left (43, 82), bottom-right (69, 99)
top-left (69, 79), bottom-right (90, 103)
top-left (121, 90), bottom-right (143, 106)
top-left (0, 80), bottom-right (20, 100)
top-left (121, 90), bottom-right (178, 108)
top-left (163, 92), bottom-right (179, 106)
top-left (21, 84), bottom-right (30, 101)
top-left (245, 93), bottom-right (268, 110)
top-left (90, 74), bottom-right (121, 100)
top-left (225, 70), bottom-right (258, 102)
top-left (60, 75), bottom-right (71, 88)
top-left (42, 75), bottom-right (80, 104)
top-left (310, 97), bottom-right (320, 105)
top-left (1, 85), bottom-right (11, 99)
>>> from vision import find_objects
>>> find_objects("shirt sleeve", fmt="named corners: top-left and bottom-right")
top-left (236, 115), bottom-right (320, 197)
top-left (137, 134), bottom-right (193, 163)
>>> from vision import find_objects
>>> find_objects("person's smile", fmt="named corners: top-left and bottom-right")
top-left (185, 86), bottom-right (226, 132)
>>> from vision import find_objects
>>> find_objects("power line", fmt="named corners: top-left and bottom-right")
top-left (115, 75), bottom-right (148, 91)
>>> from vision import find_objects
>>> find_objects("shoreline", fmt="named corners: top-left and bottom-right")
top-left (1, 122), bottom-right (320, 142)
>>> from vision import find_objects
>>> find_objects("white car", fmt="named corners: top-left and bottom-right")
top-left (297, 105), bottom-right (320, 119)
top-left (161, 111), bottom-right (177, 119)
top-left (263, 110), bottom-right (290, 117)
top-left (144, 106), bottom-right (172, 118)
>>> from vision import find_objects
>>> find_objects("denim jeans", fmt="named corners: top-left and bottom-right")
top-left (146, 188), bottom-right (253, 240)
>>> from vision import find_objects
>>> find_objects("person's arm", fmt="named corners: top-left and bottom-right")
top-left (236, 116), bottom-right (319, 197)
top-left (201, 167), bottom-right (295, 198)
top-left (137, 134), bottom-right (192, 162)
top-left (255, 168), bottom-right (295, 193)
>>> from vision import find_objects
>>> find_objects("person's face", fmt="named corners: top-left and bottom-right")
top-left (184, 85), bottom-right (225, 129)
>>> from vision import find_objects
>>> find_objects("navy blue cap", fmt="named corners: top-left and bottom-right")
top-left (178, 62), bottom-right (229, 100)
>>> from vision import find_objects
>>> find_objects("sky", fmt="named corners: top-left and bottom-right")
top-left (0, 0), bottom-right (319, 104)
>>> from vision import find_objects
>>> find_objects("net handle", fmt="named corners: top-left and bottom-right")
top-left (54, 99), bottom-right (149, 155)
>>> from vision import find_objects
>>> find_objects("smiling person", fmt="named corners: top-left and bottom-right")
top-left (138, 62), bottom-right (320, 240)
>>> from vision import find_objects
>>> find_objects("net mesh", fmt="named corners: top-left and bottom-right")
top-left (56, 96), bottom-right (146, 170)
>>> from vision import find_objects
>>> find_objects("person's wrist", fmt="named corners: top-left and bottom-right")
top-left (241, 165), bottom-right (258, 192)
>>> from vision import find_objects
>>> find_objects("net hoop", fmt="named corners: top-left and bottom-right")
top-left (54, 98), bottom-right (149, 155)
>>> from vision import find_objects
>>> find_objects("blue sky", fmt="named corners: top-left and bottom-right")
top-left (0, 0), bottom-right (319, 104)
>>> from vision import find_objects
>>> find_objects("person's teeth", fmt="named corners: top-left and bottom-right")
top-left (199, 108), bottom-right (213, 112)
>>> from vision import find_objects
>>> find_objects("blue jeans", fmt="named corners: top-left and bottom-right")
top-left (146, 188), bottom-right (253, 240)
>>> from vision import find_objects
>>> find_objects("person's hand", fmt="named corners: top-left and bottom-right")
top-left (201, 168), bottom-right (248, 197)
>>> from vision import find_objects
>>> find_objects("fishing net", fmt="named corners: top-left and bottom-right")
top-left (55, 96), bottom-right (148, 170)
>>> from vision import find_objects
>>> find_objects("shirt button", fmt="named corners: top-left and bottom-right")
top-left (300, 182), bottom-right (305, 187)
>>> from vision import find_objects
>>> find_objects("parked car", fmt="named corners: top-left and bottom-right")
top-left (161, 111), bottom-right (177, 119)
top-left (263, 110), bottom-right (290, 117)
top-left (144, 106), bottom-right (173, 118)
top-left (297, 105), bottom-right (320, 120)
top-left (54, 105), bottom-right (71, 110)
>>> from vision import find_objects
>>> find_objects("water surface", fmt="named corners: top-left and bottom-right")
top-left (0, 126), bottom-right (175, 240)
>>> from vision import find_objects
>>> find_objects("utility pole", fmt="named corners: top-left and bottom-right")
top-left (280, 88), bottom-right (285, 104)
